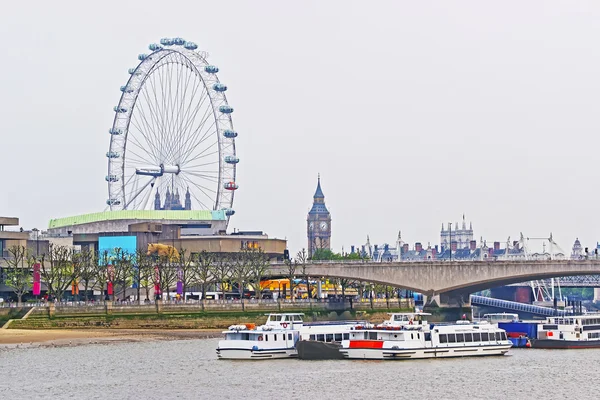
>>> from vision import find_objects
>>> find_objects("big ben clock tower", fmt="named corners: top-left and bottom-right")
top-left (307, 175), bottom-right (331, 256)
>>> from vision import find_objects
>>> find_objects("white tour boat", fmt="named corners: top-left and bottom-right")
top-left (339, 320), bottom-right (512, 360)
top-left (533, 314), bottom-right (600, 349)
top-left (297, 312), bottom-right (428, 360)
top-left (216, 313), bottom-right (303, 360)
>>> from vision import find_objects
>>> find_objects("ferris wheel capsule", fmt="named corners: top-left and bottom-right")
top-left (224, 155), bottom-right (239, 164)
top-left (109, 128), bottom-right (122, 135)
top-left (114, 106), bottom-right (128, 113)
top-left (223, 208), bottom-right (235, 216)
top-left (105, 175), bottom-right (119, 182)
top-left (128, 68), bottom-right (137, 74)
top-left (223, 129), bottom-right (237, 138)
top-left (205, 65), bottom-right (219, 74)
top-left (173, 37), bottom-right (185, 45)
top-left (160, 38), bottom-right (173, 46)
top-left (106, 199), bottom-right (121, 206)
top-left (120, 85), bottom-right (133, 93)
top-left (219, 105), bottom-right (234, 114)
top-left (213, 83), bottom-right (227, 92)
top-left (138, 54), bottom-right (148, 61)
top-left (224, 181), bottom-right (238, 191)
top-left (148, 43), bottom-right (163, 51)
top-left (184, 42), bottom-right (198, 50)
top-left (106, 151), bottom-right (120, 158)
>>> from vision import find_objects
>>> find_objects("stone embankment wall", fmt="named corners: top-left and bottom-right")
top-left (6, 299), bottom-right (413, 330)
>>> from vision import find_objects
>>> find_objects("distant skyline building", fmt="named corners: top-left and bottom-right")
top-left (154, 188), bottom-right (192, 211)
top-left (440, 214), bottom-right (474, 251)
top-left (307, 175), bottom-right (331, 256)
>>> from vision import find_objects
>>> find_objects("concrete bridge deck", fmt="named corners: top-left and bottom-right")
top-left (269, 259), bottom-right (600, 297)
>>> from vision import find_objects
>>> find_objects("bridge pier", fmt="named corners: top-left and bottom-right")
top-left (423, 291), bottom-right (472, 322)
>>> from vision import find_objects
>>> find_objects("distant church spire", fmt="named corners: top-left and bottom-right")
top-left (185, 187), bottom-right (191, 210)
top-left (154, 190), bottom-right (161, 210)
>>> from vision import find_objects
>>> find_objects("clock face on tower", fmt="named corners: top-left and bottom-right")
top-left (320, 222), bottom-right (328, 231)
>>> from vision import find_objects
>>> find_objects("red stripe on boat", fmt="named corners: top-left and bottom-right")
top-left (349, 340), bottom-right (383, 349)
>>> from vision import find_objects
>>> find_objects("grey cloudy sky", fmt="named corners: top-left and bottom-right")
top-left (1, 1), bottom-right (599, 255)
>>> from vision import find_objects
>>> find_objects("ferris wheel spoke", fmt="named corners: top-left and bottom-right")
top-left (180, 174), bottom-right (216, 209)
top-left (173, 82), bottom-right (211, 162)
top-left (184, 160), bottom-right (220, 169)
top-left (179, 113), bottom-right (217, 164)
top-left (129, 117), bottom-right (161, 162)
top-left (175, 66), bottom-right (196, 160)
top-left (146, 68), bottom-right (170, 159)
top-left (184, 142), bottom-right (220, 165)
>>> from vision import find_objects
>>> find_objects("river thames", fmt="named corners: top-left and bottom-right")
top-left (1, 338), bottom-right (598, 399)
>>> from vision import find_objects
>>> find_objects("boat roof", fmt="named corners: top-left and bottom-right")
top-left (265, 313), bottom-right (305, 316)
top-left (387, 312), bottom-right (431, 316)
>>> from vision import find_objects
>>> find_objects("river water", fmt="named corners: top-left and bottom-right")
top-left (1, 338), bottom-right (598, 399)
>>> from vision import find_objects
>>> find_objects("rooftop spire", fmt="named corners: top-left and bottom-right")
top-left (313, 174), bottom-right (324, 199)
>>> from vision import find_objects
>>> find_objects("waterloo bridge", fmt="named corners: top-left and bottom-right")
top-left (269, 259), bottom-right (600, 318)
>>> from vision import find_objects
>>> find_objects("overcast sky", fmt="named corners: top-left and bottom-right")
top-left (1, 1), bottom-right (599, 255)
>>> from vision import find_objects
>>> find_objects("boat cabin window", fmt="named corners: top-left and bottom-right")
top-left (447, 334), bottom-right (456, 343)
top-left (265, 335), bottom-right (268, 341)
top-left (439, 334), bottom-right (448, 343)
top-left (309, 334), bottom-right (315, 341)
top-left (394, 315), bottom-right (409, 322)
top-left (425, 332), bottom-right (431, 341)
top-left (369, 331), bottom-right (378, 340)
top-left (288, 333), bottom-right (292, 340)
top-left (273, 334), bottom-right (277, 341)
top-left (464, 333), bottom-right (473, 342)
top-left (317, 334), bottom-right (325, 342)
top-left (335, 333), bottom-right (343, 342)
top-left (456, 333), bottom-right (464, 343)
top-left (481, 332), bottom-right (489, 341)
top-left (501, 332), bottom-right (507, 340)
top-left (326, 334), bottom-right (334, 342)
top-left (343, 333), bottom-right (350, 340)
top-left (292, 315), bottom-right (303, 322)
top-left (473, 332), bottom-right (481, 342)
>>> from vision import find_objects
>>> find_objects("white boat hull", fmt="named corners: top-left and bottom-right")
top-left (217, 342), bottom-right (297, 360)
top-left (341, 344), bottom-right (512, 360)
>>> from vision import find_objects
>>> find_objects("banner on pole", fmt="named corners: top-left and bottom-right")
top-left (33, 263), bottom-right (41, 296)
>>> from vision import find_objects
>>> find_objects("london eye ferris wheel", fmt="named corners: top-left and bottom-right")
top-left (106, 37), bottom-right (238, 219)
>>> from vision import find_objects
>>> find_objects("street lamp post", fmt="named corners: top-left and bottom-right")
top-left (32, 228), bottom-right (39, 257)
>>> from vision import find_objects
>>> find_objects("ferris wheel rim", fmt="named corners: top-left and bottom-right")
top-left (106, 40), bottom-right (237, 218)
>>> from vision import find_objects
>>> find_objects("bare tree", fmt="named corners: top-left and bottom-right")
top-left (231, 250), bottom-right (253, 310)
top-left (94, 250), bottom-right (111, 303)
top-left (283, 257), bottom-right (298, 302)
top-left (248, 248), bottom-right (270, 301)
top-left (210, 253), bottom-right (232, 300)
top-left (154, 254), bottom-right (178, 302)
top-left (4, 245), bottom-right (32, 305)
top-left (177, 248), bottom-right (197, 301)
top-left (111, 248), bottom-right (135, 302)
top-left (39, 244), bottom-right (77, 302)
top-left (194, 250), bottom-right (214, 310)
top-left (135, 249), bottom-right (154, 304)
top-left (296, 248), bottom-right (310, 300)
top-left (74, 249), bottom-right (96, 302)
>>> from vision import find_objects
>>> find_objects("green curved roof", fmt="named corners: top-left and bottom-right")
top-left (49, 210), bottom-right (226, 229)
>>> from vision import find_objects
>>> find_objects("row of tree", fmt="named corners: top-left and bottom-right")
top-left (2, 244), bottom-right (409, 306)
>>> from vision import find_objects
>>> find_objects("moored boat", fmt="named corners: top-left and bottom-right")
top-left (339, 321), bottom-right (512, 360)
top-left (531, 314), bottom-right (600, 349)
top-left (216, 313), bottom-right (303, 360)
